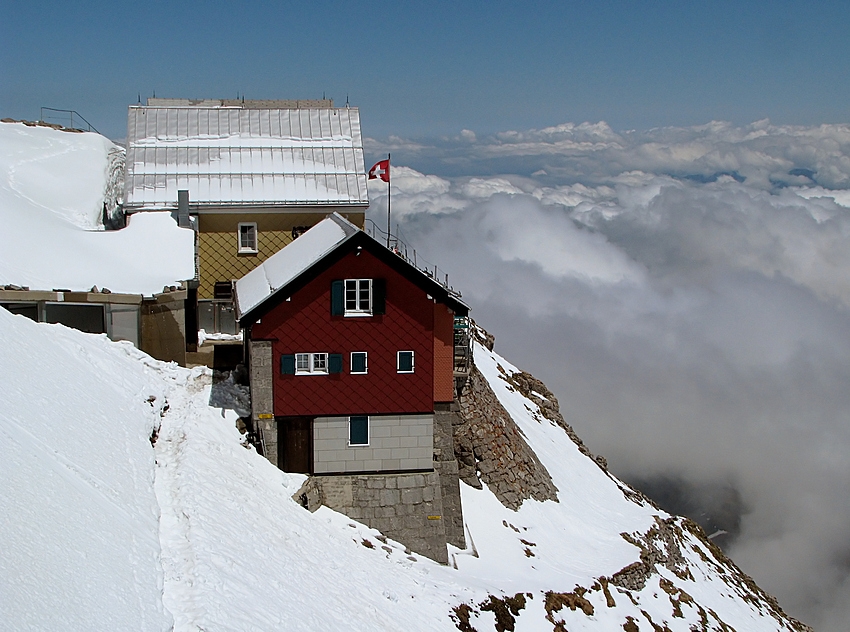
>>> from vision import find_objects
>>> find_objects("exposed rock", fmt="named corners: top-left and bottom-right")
top-left (502, 367), bottom-right (608, 472)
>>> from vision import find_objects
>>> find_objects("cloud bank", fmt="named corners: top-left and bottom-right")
top-left (367, 120), bottom-right (850, 631)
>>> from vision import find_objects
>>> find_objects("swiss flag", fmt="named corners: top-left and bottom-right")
top-left (368, 159), bottom-right (390, 182)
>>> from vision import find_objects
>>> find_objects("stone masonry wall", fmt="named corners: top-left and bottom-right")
top-left (249, 340), bottom-right (276, 465)
top-left (433, 405), bottom-right (466, 549)
top-left (454, 365), bottom-right (559, 511)
top-left (298, 472), bottom-right (449, 564)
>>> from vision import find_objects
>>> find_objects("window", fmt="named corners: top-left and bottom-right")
top-left (295, 352), bottom-right (328, 374)
top-left (349, 415), bottom-right (369, 446)
top-left (350, 351), bottom-right (368, 374)
top-left (238, 222), bottom-right (258, 254)
top-left (397, 350), bottom-right (415, 373)
top-left (331, 279), bottom-right (386, 316)
top-left (345, 279), bottom-right (372, 315)
top-left (282, 353), bottom-right (341, 375)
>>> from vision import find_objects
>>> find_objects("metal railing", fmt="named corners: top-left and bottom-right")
top-left (39, 107), bottom-right (100, 134)
top-left (364, 219), bottom-right (462, 299)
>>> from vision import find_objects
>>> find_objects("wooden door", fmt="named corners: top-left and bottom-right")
top-left (279, 417), bottom-right (313, 474)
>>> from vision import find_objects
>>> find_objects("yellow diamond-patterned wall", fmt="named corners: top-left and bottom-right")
top-left (197, 211), bottom-right (365, 299)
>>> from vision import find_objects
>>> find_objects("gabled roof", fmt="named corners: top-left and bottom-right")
top-left (234, 213), bottom-right (469, 322)
top-left (123, 104), bottom-right (368, 209)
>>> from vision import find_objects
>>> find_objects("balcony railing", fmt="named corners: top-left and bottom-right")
top-left (364, 219), bottom-right (463, 299)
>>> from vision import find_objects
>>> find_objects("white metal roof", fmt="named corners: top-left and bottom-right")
top-left (124, 106), bottom-right (368, 209)
top-left (234, 213), bottom-right (358, 317)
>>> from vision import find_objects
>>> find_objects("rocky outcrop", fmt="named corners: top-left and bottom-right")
top-left (500, 369), bottom-right (608, 471)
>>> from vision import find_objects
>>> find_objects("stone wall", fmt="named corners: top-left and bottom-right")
top-left (454, 365), bottom-right (559, 511)
top-left (249, 340), bottom-right (276, 464)
top-left (434, 405), bottom-right (466, 548)
top-left (298, 472), bottom-right (449, 564)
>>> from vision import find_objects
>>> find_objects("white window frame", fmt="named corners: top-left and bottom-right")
top-left (238, 222), bottom-right (258, 254)
top-left (344, 278), bottom-right (372, 316)
top-left (295, 352), bottom-right (328, 375)
top-left (350, 351), bottom-right (368, 374)
top-left (397, 350), bottom-right (415, 373)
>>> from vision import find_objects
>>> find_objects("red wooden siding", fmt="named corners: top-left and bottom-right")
top-left (433, 303), bottom-right (455, 403)
top-left (252, 248), bottom-right (437, 417)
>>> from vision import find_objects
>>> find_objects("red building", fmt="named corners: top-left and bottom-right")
top-left (235, 214), bottom-right (469, 475)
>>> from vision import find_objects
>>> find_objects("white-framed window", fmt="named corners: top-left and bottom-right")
top-left (349, 415), bottom-right (369, 446)
top-left (345, 279), bottom-right (372, 315)
top-left (295, 352), bottom-right (328, 374)
top-left (350, 351), bottom-right (368, 374)
top-left (238, 222), bottom-right (258, 254)
top-left (397, 350), bottom-right (415, 373)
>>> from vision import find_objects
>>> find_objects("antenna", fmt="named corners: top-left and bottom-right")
top-left (345, 93), bottom-right (350, 107)
top-left (137, 93), bottom-right (141, 104)
top-left (152, 90), bottom-right (156, 98)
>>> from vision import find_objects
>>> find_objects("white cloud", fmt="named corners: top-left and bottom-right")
top-left (366, 121), bottom-right (850, 630)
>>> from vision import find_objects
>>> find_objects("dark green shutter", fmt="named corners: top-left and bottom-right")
top-left (398, 351), bottom-right (414, 372)
top-left (349, 416), bottom-right (369, 445)
top-left (328, 353), bottom-right (343, 374)
top-left (331, 280), bottom-right (344, 315)
top-left (280, 354), bottom-right (295, 375)
top-left (372, 278), bottom-right (386, 314)
top-left (351, 352), bottom-right (367, 373)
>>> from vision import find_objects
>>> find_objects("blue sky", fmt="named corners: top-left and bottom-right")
top-left (2, 1), bottom-right (849, 143)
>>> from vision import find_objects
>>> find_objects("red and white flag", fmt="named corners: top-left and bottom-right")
top-left (368, 159), bottom-right (390, 182)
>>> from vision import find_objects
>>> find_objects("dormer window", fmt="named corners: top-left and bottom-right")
top-left (238, 222), bottom-right (258, 254)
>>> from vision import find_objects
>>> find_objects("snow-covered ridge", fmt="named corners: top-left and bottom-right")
top-left (0, 306), bottom-right (809, 630)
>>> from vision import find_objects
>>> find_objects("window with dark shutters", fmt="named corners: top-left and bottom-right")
top-left (397, 350), bottom-right (414, 373)
top-left (350, 352), bottom-right (367, 374)
top-left (349, 415), bottom-right (369, 445)
top-left (280, 354), bottom-right (296, 375)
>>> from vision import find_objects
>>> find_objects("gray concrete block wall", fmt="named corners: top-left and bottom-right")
top-left (249, 340), bottom-right (277, 466)
top-left (313, 414), bottom-right (433, 474)
top-left (299, 472), bottom-right (449, 564)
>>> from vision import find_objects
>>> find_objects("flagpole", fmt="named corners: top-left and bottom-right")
top-left (386, 153), bottom-right (391, 248)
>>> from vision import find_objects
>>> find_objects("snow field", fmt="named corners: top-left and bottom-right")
top-left (0, 299), bottom-right (801, 630)
top-left (0, 122), bottom-right (194, 294)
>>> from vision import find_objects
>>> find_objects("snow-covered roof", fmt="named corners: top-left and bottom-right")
top-left (0, 121), bottom-right (194, 294)
top-left (235, 213), bottom-right (470, 320)
top-left (123, 105), bottom-right (369, 209)
top-left (234, 213), bottom-right (358, 316)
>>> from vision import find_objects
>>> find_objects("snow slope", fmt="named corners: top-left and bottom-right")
top-left (0, 304), bottom-right (807, 630)
top-left (0, 121), bottom-right (194, 294)
top-left (0, 308), bottom-right (172, 630)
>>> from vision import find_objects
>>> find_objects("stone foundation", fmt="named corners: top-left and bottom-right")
top-left (297, 471), bottom-right (449, 564)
